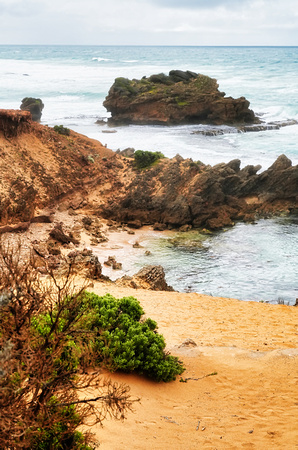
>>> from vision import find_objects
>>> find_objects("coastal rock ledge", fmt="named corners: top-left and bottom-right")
top-left (103, 70), bottom-right (258, 126)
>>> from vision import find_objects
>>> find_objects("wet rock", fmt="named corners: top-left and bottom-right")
top-left (97, 154), bottom-right (298, 231)
top-left (268, 154), bottom-right (292, 171)
top-left (104, 255), bottom-right (116, 267)
top-left (127, 219), bottom-right (142, 229)
top-left (179, 224), bottom-right (192, 232)
top-left (226, 159), bottom-right (241, 173)
top-left (104, 255), bottom-right (122, 270)
top-left (153, 223), bottom-right (167, 231)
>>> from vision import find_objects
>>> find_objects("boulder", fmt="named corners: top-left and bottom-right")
top-left (117, 265), bottom-right (174, 291)
top-left (67, 249), bottom-right (103, 279)
top-left (49, 223), bottom-right (79, 245)
top-left (103, 71), bottom-right (258, 126)
top-left (132, 265), bottom-right (174, 291)
top-left (20, 97), bottom-right (44, 122)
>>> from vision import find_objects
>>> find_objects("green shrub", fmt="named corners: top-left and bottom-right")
top-left (30, 399), bottom-right (92, 450)
top-left (33, 292), bottom-right (185, 382)
top-left (81, 292), bottom-right (185, 382)
top-left (134, 150), bottom-right (164, 169)
top-left (53, 125), bottom-right (70, 136)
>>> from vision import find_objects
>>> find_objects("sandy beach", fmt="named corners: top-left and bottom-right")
top-left (83, 282), bottom-right (298, 449)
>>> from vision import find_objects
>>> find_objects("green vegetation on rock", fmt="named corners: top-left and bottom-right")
top-left (134, 150), bottom-right (165, 169)
top-left (53, 124), bottom-right (70, 136)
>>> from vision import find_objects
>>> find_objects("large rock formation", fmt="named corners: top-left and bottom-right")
top-left (99, 154), bottom-right (298, 230)
top-left (20, 97), bottom-right (44, 122)
top-left (103, 70), bottom-right (258, 126)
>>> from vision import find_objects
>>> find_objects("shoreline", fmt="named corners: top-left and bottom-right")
top-left (6, 206), bottom-right (298, 305)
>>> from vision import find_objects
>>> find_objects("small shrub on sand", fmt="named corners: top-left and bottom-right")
top-left (80, 292), bottom-right (185, 382)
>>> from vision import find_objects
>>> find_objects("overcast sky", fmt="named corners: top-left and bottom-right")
top-left (0, 0), bottom-right (297, 46)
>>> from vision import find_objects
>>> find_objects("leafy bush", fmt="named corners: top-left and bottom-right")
top-left (80, 292), bottom-right (185, 382)
top-left (134, 150), bottom-right (164, 169)
top-left (34, 292), bottom-right (185, 382)
top-left (53, 124), bottom-right (70, 136)
top-left (30, 399), bottom-right (92, 450)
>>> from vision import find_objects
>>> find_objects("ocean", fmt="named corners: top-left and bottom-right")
top-left (1, 45), bottom-right (298, 304)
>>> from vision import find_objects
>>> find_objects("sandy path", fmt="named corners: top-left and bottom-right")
top-left (81, 283), bottom-right (298, 449)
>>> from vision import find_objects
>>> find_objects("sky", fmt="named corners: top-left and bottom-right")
top-left (0, 0), bottom-right (297, 46)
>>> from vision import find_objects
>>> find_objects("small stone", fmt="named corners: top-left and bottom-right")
top-left (179, 338), bottom-right (197, 348)
top-left (133, 241), bottom-right (143, 248)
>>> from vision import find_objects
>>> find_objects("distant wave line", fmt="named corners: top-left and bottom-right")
top-left (92, 57), bottom-right (113, 62)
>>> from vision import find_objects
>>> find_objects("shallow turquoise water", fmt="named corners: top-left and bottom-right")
top-left (133, 217), bottom-right (298, 305)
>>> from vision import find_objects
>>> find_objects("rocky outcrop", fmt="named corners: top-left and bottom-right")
top-left (66, 249), bottom-right (104, 280)
top-left (192, 119), bottom-right (298, 136)
top-left (20, 97), bottom-right (44, 122)
top-left (100, 154), bottom-right (298, 230)
top-left (103, 70), bottom-right (258, 126)
top-left (0, 110), bottom-right (297, 233)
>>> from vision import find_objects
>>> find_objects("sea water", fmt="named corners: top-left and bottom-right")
top-left (0, 45), bottom-right (298, 304)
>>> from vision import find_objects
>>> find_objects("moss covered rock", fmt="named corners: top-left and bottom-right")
top-left (103, 70), bottom-right (258, 126)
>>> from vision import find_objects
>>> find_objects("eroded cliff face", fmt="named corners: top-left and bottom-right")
top-left (103, 70), bottom-right (258, 126)
top-left (0, 110), bottom-right (114, 225)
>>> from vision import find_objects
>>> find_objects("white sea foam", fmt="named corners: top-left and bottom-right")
top-left (92, 57), bottom-right (113, 62)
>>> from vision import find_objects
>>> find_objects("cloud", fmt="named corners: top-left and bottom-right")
top-left (0, 0), bottom-right (297, 45)
top-left (147, 0), bottom-right (244, 8)
top-left (0, 0), bottom-right (42, 16)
